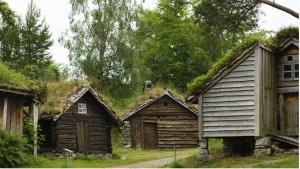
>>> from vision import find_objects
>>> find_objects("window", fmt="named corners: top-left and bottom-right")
top-left (164, 102), bottom-right (168, 106)
top-left (283, 64), bottom-right (292, 79)
top-left (295, 64), bottom-right (299, 79)
top-left (287, 56), bottom-right (293, 61)
top-left (283, 63), bottom-right (299, 80)
top-left (78, 103), bottom-right (87, 114)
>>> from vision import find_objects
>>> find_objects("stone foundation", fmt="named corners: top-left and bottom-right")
top-left (254, 137), bottom-right (272, 157)
top-left (197, 138), bottom-right (213, 162)
top-left (119, 121), bottom-right (131, 148)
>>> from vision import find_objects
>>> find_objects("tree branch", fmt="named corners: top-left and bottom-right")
top-left (258, 0), bottom-right (299, 18)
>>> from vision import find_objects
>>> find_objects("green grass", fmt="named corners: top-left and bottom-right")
top-left (23, 147), bottom-right (198, 168)
top-left (163, 139), bottom-right (299, 168)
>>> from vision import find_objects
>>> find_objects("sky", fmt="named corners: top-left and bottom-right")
top-left (6, 0), bottom-right (300, 65)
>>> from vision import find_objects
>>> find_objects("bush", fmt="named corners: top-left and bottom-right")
top-left (0, 130), bottom-right (28, 167)
top-left (23, 118), bottom-right (45, 152)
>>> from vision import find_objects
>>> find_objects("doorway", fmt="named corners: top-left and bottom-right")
top-left (283, 93), bottom-right (299, 135)
top-left (75, 121), bottom-right (90, 153)
top-left (143, 122), bottom-right (158, 149)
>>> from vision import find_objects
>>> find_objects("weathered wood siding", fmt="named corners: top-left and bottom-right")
top-left (0, 94), bottom-right (25, 133)
top-left (54, 91), bottom-right (113, 154)
top-left (256, 46), bottom-right (276, 136)
top-left (276, 44), bottom-right (299, 136)
top-left (202, 55), bottom-right (255, 137)
top-left (130, 95), bottom-right (198, 149)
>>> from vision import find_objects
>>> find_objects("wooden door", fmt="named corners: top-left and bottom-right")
top-left (143, 122), bottom-right (157, 149)
top-left (75, 121), bottom-right (90, 153)
top-left (283, 93), bottom-right (299, 135)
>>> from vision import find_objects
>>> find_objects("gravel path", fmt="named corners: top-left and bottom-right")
top-left (115, 154), bottom-right (191, 168)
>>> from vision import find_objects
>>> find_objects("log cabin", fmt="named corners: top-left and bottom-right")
top-left (187, 37), bottom-right (299, 157)
top-left (120, 90), bottom-right (198, 149)
top-left (39, 82), bottom-right (120, 154)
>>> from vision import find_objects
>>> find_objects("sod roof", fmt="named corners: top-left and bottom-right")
top-left (187, 34), bottom-right (276, 101)
top-left (121, 86), bottom-right (198, 121)
top-left (0, 61), bottom-right (33, 95)
top-left (39, 81), bottom-right (120, 124)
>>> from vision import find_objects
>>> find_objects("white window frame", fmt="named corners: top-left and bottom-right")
top-left (282, 64), bottom-right (293, 80)
top-left (78, 103), bottom-right (87, 114)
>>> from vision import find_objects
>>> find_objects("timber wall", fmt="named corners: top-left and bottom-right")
top-left (202, 55), bottom-right (256, 137)
top-left (54, 91), bottom-right (113, 154)
top-left (129, 95), bottom-right (198, 149)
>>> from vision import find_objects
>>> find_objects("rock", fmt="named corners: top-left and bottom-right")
top-left (255, 137), bottom-right (271, 147)
top-left (290, 149), bottom-right (299, 155)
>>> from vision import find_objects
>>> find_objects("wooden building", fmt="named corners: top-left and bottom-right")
top-left (187, 38), bottom-right (299, 157)
top-left (39, 82), bottom-right (120, 154)
top-left (0, 85), bottom-right (38, 134)
top-left (120, 91), bottom-right (198, 149)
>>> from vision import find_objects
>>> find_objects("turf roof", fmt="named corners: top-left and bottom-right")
top-left (39, 80), bottom-right (120, 124)
top-left (121, 85), bottom-right (198, 120)
top-left (187, 33), bottom-right (276, 97)
top-left (0, 61), bottom-right (32, 93)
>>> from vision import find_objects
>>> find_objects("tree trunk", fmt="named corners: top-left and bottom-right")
top-left (258, 0), bottom-right (299, 19)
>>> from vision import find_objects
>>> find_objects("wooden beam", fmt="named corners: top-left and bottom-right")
top-left (198, 95), bottom-right (203, 140)
top-left (279, 94), bottom-right (284, 135)
top-left (254, 46), bottom-right (262, 136)
top-left (30, 102), bottom-right (39, 156)
top-left (277, 87), bottom-right (299, 94)
top-left (2, 97), bottom-right (8, 130)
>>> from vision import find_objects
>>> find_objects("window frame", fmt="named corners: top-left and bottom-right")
top-left (78, 103), bottom-right (87, 114)
top-left (282, 63), bottom-right (299, 80)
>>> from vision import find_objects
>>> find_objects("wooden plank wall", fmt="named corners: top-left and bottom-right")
top-left (202, 55), bottom-right (256, 137)
top-left (54, 91), bottom-right (113, 154)
top-left (0, 94), bottom-right (24, 133)
top-left (276, 45), bottom-right (299, 136)
top-left (130, 95), bottom-right (198, 149)
top-left (261, 47), bottom-right (276, 136)
top-left (0, 95), bottom-right (3, 128)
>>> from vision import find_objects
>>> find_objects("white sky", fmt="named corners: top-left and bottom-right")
top-left (5, 0), bottom-right (300, 65)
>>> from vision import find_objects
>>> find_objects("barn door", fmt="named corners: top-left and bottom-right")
top-left (143, 122), bottom-right (157, 149)
top-left (75, 121), bottom-right (90, 153)
top-left (283, 93), bottom-right (299, 135)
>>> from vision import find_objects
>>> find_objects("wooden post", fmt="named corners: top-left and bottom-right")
top-left (198, 95), bottom-right (203, 140)
top-left (2, 97), bottom-right (8, 130)
top-left (30, 101), bottom-right (38, 156)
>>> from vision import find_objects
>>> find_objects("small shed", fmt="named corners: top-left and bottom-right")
top-left (0, 62), bottom-right (38, 134)
top-left (187, 38), bottom-right (299, 157)
top-left (120, 90), bottom-right (198, 149)
top-left (39, 82), bottom-right (120, 154)
top-left (0, 85), bottom-right (38, 133)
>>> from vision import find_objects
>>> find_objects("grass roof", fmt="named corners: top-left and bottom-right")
top-left (187, 32), bottom-right (276, 96)
top-left (120, 85), bottom-right (197, 119)
top-left (0, 61), bottom-right (32, 91)
top-left (39, 80), bottom-right (88, 115)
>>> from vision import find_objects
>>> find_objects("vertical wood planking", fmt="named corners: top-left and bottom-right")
top-left (2, 97), bottom-right (8, 130)
top-left (198, 95), bottom-right (203, 140)
top-left (254, 46), bottom-right (262, 136)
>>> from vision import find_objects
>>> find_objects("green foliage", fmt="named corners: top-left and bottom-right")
top-left (187, 32), bottom-right (275, 95)
top-left (60, 0), bottom-right (144, 100)
top-left (0, 0), bottom-right (20, 64)
top-left (273, 26), bottom-right (299, 45)
top-left (193, 0), bottom-right (261, 61)
top-left (139, 0), bottom-right (211, 91)
top-left (0, 130), bottom-right (28, 167)
top-left (23, 118), bottom-right (45, 152)
top-left (0, 61), bottom-right (32, 89)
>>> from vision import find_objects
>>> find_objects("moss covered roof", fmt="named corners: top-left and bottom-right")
top-left (121, 86), bottom-right (198, 121)
top-left (187, 34), bottom-right (276, 99)
top-left (0, 61), bottom-right (35, 97)
top-left (40, 80), bottom-right (120, 123)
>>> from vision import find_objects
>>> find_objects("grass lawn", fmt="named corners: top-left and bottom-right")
top-left (163, 139), bottom-right (299, 168)
top-left (23, 147), bottom-right (198, 168)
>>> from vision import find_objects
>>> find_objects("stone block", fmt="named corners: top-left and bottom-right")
top-left (254, 148), bottom-right (269, 158)
top-left (255, 137), bottom-right (271, 147)
top-left (199, 148), bottom-right (208, 155)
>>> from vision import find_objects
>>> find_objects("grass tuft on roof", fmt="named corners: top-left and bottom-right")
top-left (187, 32), bottom-right (276, 96)
top-left (39, 80), bottom-right (88, 116)
top-left (119, 84), bottom-right (197, 119)
top-left (0, 61), bottom-right (32, 90)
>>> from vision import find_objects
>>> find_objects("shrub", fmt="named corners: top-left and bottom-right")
top-left (23, 118), bottom-right (45, 152)
top-left (0, 130), bottom-right (28, 167)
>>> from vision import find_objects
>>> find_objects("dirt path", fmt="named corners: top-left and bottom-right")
top-left (115, 154), bottom-right (191, 168)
